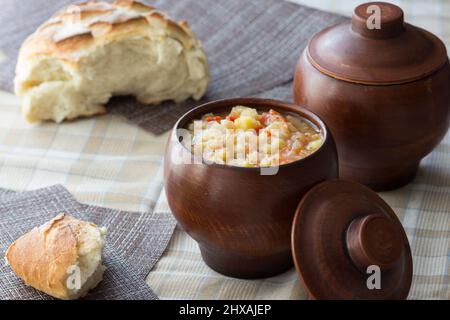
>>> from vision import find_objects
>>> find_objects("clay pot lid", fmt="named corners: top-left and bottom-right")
top-left (291, 180), bottom-right (413, 299)
top-left (307, 2), bottom-right (448, 85)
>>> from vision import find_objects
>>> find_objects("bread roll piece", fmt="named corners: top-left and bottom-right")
top-left (5, 214), bottom-right (107, 300)
top-left (14, 0), bottom-right (209, 123)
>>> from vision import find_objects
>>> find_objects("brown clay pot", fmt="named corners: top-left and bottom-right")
top-left (164, 98), bottom-right (338, 279)
top-left (293, 2), bottom-right (450, 191)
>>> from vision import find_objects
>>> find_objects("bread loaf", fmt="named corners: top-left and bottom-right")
top-left (5, 214), bottom-right (107, 300)
top-left (14, 0), bottom-right (209, 122)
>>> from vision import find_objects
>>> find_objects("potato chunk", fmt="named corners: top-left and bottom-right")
top-left (234, 116), bottom-right (261, 130)
top-left (231, 106), bottom-right (259, 119)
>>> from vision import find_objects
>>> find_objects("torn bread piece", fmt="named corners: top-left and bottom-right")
top-left (5, 214), bottom-right (107, 300)
top-left (14, 0), bottom-right (209, 123)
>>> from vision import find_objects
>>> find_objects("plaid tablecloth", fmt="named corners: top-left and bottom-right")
top-left (0, 0), bottom-right (449, 300)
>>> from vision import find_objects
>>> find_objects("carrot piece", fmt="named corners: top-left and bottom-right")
top-left (206, 116), bottom-right (222, 122)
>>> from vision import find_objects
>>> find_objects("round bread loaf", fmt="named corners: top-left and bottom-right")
top-left (14, 0), bottom-right (209, 122)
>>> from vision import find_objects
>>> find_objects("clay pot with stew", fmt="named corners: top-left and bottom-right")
top-left (164, 98), bottom-right (338, 279)
top-left (164, 98), bottom-right (413, 299)
top-left (293, 2), bottom-right (450, 191)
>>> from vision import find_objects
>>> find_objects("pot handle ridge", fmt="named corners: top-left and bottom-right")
top-left (351, 2), bottom-right (405, 39)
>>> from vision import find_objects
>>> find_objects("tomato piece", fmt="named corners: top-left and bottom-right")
top-left (260, 114), bottom-right (269, 125)
top-left (255, 125), bottom-right (263, 134)
top-left (206, 116), bottom-right (222, 122)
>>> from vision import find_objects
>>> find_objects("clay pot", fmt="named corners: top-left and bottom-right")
top-left (293, 2), bottom-right (450, 191)
top-left (164, 98), bottom-right (338, 278)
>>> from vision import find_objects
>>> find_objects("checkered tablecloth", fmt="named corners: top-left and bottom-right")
top-left (0, 0), bottom-right (449, 300)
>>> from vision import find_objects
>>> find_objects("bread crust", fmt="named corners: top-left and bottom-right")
top-left (5, 214), bottom-right (103, 300)
top-left (18, 1), bottom-right (195, 61)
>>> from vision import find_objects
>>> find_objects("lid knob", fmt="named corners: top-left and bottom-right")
top-left (346, 214), bottom-right (403, 272)
top-left (351, 2), bottom-right (404, 39)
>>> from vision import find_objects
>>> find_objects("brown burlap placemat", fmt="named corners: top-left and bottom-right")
top-left (0, 0), bottom-right (345, 134)
top-left (0, 185), bottom-right (177, 300)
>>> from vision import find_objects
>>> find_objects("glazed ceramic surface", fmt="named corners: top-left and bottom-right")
top-left (293, 2), bottom-right (450, 191)
top-left (164, 98), bottom-right (338, 278)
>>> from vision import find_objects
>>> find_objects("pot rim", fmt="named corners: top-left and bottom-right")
top-left (171, 97), bottom-right (331, 171)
